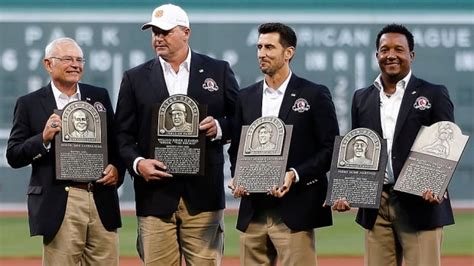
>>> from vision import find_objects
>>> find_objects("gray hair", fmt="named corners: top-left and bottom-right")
top-left (44, 37), bottom-right (83, 58)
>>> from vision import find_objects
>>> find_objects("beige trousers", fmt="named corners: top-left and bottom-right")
top-left (239, 209), bottom-right (317, 266)
top-left (138, 198), bottom-right (224, 266)
top-left (43, 187), bottom-right (118, 266)
top-left (365, 191), bottom-right (443, 266)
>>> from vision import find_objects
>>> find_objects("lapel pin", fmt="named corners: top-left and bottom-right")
top-left (292, 98), bottom-right (310, 113)
top-left (412, 91), bottom-right (417, 95)
top-left (413, 96), bottom-right (432, 110)
top-left (202, 78), bottom-right (219, 92)
top-left (199, 69), bottom-right (204, 73)
top-left (86, 97), bottom-right (91, 101)
top-left (291, 93), bottom-right (296, 97)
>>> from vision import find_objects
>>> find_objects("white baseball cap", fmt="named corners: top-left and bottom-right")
top-left (141, 4), bottom-right (190, 31)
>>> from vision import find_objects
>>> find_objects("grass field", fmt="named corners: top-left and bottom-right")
top-left (1, 211), bottom-right (473, 257)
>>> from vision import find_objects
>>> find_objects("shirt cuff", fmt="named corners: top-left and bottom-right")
top-left (212, 119), bottom-right (222, 141)
top-left (133, 157), bottom-right (145, 176)
top-left (289, 168), bottom-right (300, 183)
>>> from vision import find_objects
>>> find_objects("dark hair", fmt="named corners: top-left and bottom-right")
top-left (376, 24), bottom-right (414, 51)
top-left (258, 22), bottom-right (297, 48)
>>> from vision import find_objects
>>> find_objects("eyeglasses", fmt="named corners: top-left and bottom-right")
top-left (49, 56), bottom-right (86, 65)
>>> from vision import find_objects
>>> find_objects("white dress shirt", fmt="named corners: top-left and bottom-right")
top-left (374, 71), bottom-right (412, 184)
top-left (159, 49), bottom-right (191, 96)
top-left (44, 81), bottom-right (81, 150)
top-left (133, 49), bottom-right (222, 175)
top-left (51, 81), bottom-right (81, 109)
top-left (261, 73), bottom-right (290, 117)
top-left (261, 72), bottom-right (299, 183)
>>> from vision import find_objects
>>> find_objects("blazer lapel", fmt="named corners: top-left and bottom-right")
top-left (80, 84), bottom-right (93, 103)
top-left (39, 84), bottom-right (57, 114)
top-left (393, 75), bottom-right (419, 141)
top-left (187, 51), bottom-right (203, 101)
top-left (278, 74), bottom-right (300, 121)
top-left (248, 82), bottom-right (263, 121)
top-left (368, 86), bottom-right (383, 135)
top-left (148, 58), bottom-right (169, 100)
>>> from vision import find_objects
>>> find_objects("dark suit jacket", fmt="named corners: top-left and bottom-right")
top-left (7, 83), bottom-right (123, 238)
top-left (229, 74), bottom-right (339, 232)
top-left (115, 51), bottom-right (239, 216)
top-left (352, 75), bottom-right (455, 230)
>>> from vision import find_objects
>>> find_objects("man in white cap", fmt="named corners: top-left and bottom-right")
top-left (115, 3), bottom-right (239, 265)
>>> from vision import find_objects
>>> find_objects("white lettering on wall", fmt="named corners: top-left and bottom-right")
top-left (25, 26), bottom-right (43, 46)
top-left (27, 49), bottom-right (42, 71)
top-left (413, 27), bottom-right (471, 48)
top-left (305, 50), bottom-right (327, 71)
top-left (102, 27), bottom-right (120, 46)
top-left (333, 50), bottom-right (349, 71)
top-left (75, 26), bottom-right (93, 46)
top-left (89, 50), bottom-right (112, 72)
top-left (455, 51), bottom-right (474, 71)
top-left (1, 49), bottom-right (18, 71)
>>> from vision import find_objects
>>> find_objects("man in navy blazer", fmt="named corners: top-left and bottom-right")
top-left (7, 38), bottom-right (123, 265)
top-left (333, 24), bottom-right (455, 266)
top-left (114, 4), bottom-right (238, 265)
top-left (228, 23), bottom-right (339, 265)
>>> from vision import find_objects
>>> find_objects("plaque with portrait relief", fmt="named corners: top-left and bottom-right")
top-left (394, 121), bottom-right (469, 197)
top-left (54, 100), bottom-right (108, 182)
top-left (150, 94), bottom-right (207, 176)
top-left (233, 116), bottom-right (293, 193)
top-left (325, 128), bottom-right (388, 209)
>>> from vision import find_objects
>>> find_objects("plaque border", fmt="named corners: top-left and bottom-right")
top-left (243, 116), bottom-right (285, 156)
top-left (326, 128), bottom-right (387, 209)
top-left (61, 101), bottom-right (101, 144)
top-left (337, 128), bottom-right (381, 171)
top-left (54, 100), bottom-right (108, 182)
top-left (157, 94), bottom-right (200, 138)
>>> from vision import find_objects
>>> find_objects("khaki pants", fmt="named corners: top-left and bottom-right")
top-left (43, 187), bottom-right (118, 266)
top-left (138, 198), bottom-right (224, 266)
top-left (240, 209), bottom-right (317, 266)
top-left (365, 191), bottom-right (443, 266)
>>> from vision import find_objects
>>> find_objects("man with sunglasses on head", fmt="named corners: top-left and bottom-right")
top-left (7, 37), bottom-right (124, 265)
top-left (115, 4), bottom-right (239, 265)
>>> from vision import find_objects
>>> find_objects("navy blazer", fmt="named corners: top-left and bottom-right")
top-left (7, 83), bottom-right (123, 238)
top-left (115, 51), bottom-right (239, 216)
top-left (352, 75), bottom-right (455, 230)
top-left (229, 74), bottom-right (339, 231)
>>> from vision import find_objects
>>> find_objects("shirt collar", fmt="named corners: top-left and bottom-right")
top-left (373, 70), bottom-right (412, 92)
top-left (262, 71), bottom-right (292, 96)
top-left (159, 47), bottom-right (191, 73)
top-left (51, 81), bottom-right (81, 101)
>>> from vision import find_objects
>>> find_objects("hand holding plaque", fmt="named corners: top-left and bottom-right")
top-left (233, 116), bottom-right (293, 193)
top-left (394, 121), bottom-right (469, 198)
top-left (54, 101), bottom-right (108, 182)
top-left (325, 128), bottom-right (388, 209)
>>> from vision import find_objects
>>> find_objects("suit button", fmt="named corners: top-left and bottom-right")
top-left (65, 186), bottom-right (70, 192)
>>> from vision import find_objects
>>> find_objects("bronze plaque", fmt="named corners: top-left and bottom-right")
top-left (54, 101), bottom-right (108, 182)
top-left (326, 128), bottom-right (387, 209)
top-left (150, 94), bottom-right (207, 175)
top-left (233, 116), bottom-right (293, 193)
top-left (395, 121), bottom-right (469, 197)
